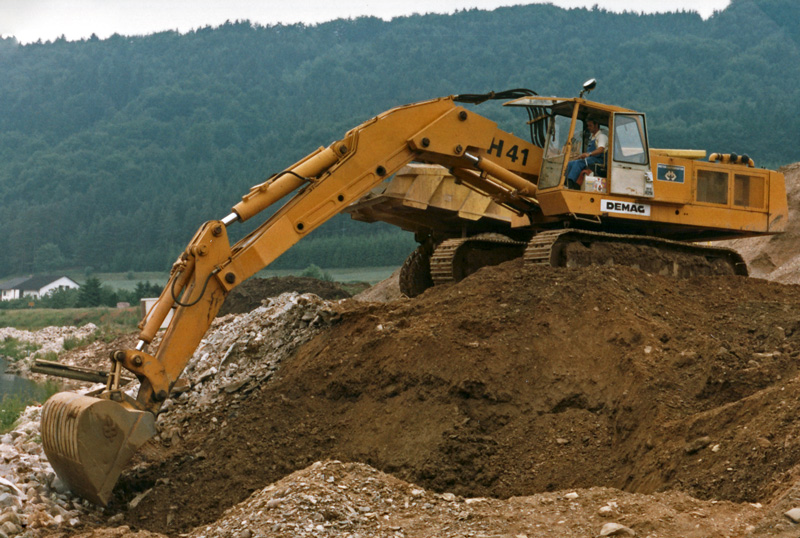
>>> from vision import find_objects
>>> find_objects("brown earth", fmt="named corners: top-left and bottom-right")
top-left (57, 259), bottom-right (800, 537)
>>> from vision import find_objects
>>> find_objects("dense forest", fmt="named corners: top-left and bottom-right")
top-left (0, 0), bottom-right (798, 277)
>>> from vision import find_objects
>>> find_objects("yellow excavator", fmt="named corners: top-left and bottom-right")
top-left (41, 80), bottom-right (787, 505)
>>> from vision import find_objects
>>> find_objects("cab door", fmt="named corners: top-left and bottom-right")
top-left (609, 113), bottom-right (654, 198)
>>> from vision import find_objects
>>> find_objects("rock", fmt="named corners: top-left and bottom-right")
top-left (171, 378), bottom-right (192, 394)
top-left (198, 367), bottom-right (218, 383)
top-left (0, 480), bottom-right (21, 498)
top-left (224, 380), bottom-right (248, 393)
top-left (564, 492), bottom-right (579, 499)
top-left (0, 512), bottom-right (18, 527)
top-left (26, 510), bottom-right (53, 529)
top-left (128, 488), bottom-right (153, 510)
top-left (599, 522), bottom-right (636, 536)
top-left (0, 521), bottom-right (19, 536)
top-left (785, 507), bottom-right (800, 523)
top-left (684, 436), bottom-right (712, 454)
top-left (50, 476), bottom-right (71, 495)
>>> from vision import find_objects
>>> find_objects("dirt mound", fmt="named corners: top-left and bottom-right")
top-left (352, 267), bottom-right (402, 302)
top-left (722, 162), bottom-right (800, 282)
top-left (104, 260), bottom-right (800, 536)
top-left (186, 460), bottom-right (763, 538)
top-left (218, 276), bottom-right (352, 316)
top-left (60, 459), bottom-right (768, 538)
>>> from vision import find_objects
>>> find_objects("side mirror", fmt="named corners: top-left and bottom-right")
top-left (580, 78), bottom-right (597, 98)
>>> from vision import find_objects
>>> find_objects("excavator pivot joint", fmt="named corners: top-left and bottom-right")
top-left (116, 349), bottom-right (169, 401)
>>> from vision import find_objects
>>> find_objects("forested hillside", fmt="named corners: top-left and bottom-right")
top-left (1, 0), bottom-right (798, 277)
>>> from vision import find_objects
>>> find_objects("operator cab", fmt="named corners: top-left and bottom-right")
top-left (505, 94), bottom-right (653, 198)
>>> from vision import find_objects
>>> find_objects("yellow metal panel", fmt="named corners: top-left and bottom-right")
top-left (651, 149), bottom-right (706, 160)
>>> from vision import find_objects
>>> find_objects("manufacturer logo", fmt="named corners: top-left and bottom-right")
top-left (601, 199), bottom-right (651, 216)
top-left (657, 163), bottom-right (685, 183)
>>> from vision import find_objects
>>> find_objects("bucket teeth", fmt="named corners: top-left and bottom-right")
top-left (41, 392), bottom-right (156, 506)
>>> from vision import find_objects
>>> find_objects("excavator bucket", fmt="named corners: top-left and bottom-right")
top-left (41, 392), bottom-right (156, 506)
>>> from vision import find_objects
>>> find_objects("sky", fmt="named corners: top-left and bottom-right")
top-left (0, 0), bottom-right (733, 44)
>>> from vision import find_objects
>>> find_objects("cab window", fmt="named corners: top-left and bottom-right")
top-left (613, 114), bottom-right (647, 165)
top-left (539, 114), bottom-right (582, 189)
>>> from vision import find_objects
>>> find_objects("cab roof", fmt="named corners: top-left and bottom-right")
top-left (503, 96), bottom-right (639, 117)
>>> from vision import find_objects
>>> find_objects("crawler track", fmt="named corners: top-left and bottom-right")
top-left (524, 229), bottom-right (748, 276)
top-left (411, 229), bottom-right (747, 294)
top-left (430, 233), bottom-right (527, 286)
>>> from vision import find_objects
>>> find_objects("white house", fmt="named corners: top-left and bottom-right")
top-left (0, 275), bottom-right (80, 301)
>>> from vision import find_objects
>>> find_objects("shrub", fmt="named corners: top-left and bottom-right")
top-left (0, 337), bottom-right (41, 362)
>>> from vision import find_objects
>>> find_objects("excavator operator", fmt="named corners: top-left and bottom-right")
top-left (566, 116), bottom-right (607, 189)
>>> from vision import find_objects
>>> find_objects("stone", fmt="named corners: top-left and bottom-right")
top-left (684, 436), bottom-right (712, 454)
top-left (599, 522), bottom-right (636, 536)
top-left (0, 480), bottom-right (21, 497)
top-left (198, 367), bottom-right (218, 383)
top-left (0, 512), bottom-right (18, 527)
top-left (128, 488), bottom-right (153, 510)
top-left (784, 508), bottom-right (800, 523)
top-left (26, 510), bottom-right (53, 529)
top-left (0, 521), bottom-right (19, 536)
top-left (51, 476), bottom-right (70, 495)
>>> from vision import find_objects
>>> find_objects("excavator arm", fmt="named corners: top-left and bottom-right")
top-left (40, 95), bottom-right (542, 505)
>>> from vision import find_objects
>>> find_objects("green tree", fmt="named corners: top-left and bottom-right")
top-left (33, 243), bottom-right (67, 272)
top-left (76, 277), bottom-right (103, 307)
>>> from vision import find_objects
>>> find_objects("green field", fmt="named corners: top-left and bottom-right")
top-left (62, 266), bottom-right (398, 291)
top-left (254, 265), bottom-right (397, 284)
top-left (0, 307), bottom-right (140, 331)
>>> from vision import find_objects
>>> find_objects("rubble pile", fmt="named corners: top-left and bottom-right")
top-left (2, 325), bottom-right (98, 376)
top-left (218, 277), bottom-right (354, 316)
top-left (0, 292), bottom-right (341, 537)
top-left (0, 406), bottom-right (100, 537)
top-left (153, 293), bottom-right (341, 442)
top-left (189, 460), bottom-right (763, 538)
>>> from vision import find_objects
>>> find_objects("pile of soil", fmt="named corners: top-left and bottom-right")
top-left (722, 162), bottom-right (800, 282)
top-left (217, 276), bottom-right (353, 316)
top-left (96, 260), bottom-right (800, 537)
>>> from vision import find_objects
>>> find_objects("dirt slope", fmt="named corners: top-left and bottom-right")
top-left (723, 162), bottom-right (800, 282)
top-left (91, 260), bottom-right (800, 537)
